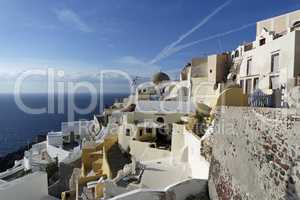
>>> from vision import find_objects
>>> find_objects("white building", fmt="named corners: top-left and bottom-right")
top-left (180, 54), bottom-right (231, 106)
top-left (102, 121), bottom-right (210, 199)
top-left (136, 72), bottom-right (191, 102)
top-left (118, 101), bottom-right (196, 156)
top-left (24, 142), bottom-right (54, 172)
top-left (234, 10), bottom-right (300, 107)
top-left (24, 120), bottom-right (93, 171)
top-left (61, 120), bottom-right (94, 141)
top-left (47, 131), bottom-right (64, 148)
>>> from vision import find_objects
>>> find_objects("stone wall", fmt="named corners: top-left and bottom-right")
top-left (209, 107), bottom-right (300, 200)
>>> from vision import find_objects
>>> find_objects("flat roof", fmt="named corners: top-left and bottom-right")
top-left (136, 121), bottom-right (163, 128)
top-left (135, 101), bottom-right (196, 114)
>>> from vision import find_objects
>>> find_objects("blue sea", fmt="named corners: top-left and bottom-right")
top-left (0, 93), bottom-right (128, 157)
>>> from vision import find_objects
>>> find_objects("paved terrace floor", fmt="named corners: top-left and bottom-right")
top-left (140, 158), bottom-right (191, 190)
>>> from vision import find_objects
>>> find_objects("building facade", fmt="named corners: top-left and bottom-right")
top-left (181, 53), bottom-right (231, 106)
top-left (235, 10), bottom-right (300, 107)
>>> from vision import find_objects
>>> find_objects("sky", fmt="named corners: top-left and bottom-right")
top-left (0, 0), bottom-right (300, 93)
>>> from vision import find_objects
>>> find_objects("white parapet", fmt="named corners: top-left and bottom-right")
top-left (47, 143), bottom-right (70, 162)
top-left (0, 172), bottom-right (58, 200)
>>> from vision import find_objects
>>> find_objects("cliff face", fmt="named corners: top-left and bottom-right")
top-left (209, 107), bottom-right (300, 200)
top-left (0, 135), bottom-right (46, 173)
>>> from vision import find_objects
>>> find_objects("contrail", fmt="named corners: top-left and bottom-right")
top-left (150, 0), bottom-right (233, 64)
top-left (161, 22), bottom-right (256, 58)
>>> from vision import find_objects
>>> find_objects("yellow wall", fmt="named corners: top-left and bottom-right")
top-left (208, 54), bottom-right (229, 83)
top-left (102, 149), bottom-right (111, 179)
top-left (62, 138), bottom-right (120, 200)
top-left (62, 136), bottom-right (119, 200)
top-left (61, 190), bottom-right (76, 200)
top-left (215, 87), bottom-right (248, 107)
top-left (101, 136), bottom-right (118, 179)
top-left (191, 77), bottom-right (218, 106)
top-left (81, 143), bottom-right (103, 176)
top-left (95, 183), bottom-right (104, 199)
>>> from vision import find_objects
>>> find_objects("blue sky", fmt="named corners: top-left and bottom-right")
top-left (0, 0), bottom-right (300, 93)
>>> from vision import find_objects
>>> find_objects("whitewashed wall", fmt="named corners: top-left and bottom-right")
top-left (47, 144), bottom-right (70, 162)
top-left (110, 179), bottom-right (207, 200)
top-left (238, 31), bottom-right (298, 93)
top-left (129, 140), bottom-right (171, 161)
top-left (0, 172), bottom-right (50, 200)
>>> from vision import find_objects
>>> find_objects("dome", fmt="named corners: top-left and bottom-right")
top-left (152, 72), bottom-right (170, 84)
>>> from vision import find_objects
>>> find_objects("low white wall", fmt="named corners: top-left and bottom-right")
top-left (184, 133), bottom-right (209, 179)
top-left (61, 120), bottom-right (94, 137)
top-left (110, 179), bottom-right (208, 200)
top-left (130, 140), bottom-right (171, 161)
top-left (31, 142), bottom-right (47, 154)
top-left (0, 172), bottom-right (49, 200)
top-left (171, 123), bottom-right (186, 161)
top-left (110, 189), bottom-right (166, 200)
top-left (171, 123), bottom-right (210, 179)
top-left (23, 156), bottom-right (31, 171)
top-left (47, 134), bottom-right (63, 148)
top-left (47, 144), bottom-right (70, 162)
top-left (118, 123), bottom-right (136, 151)
top-left (166, 179), bottom-right (208, 200)
top-left (61, 147), bottom-right (82, 164)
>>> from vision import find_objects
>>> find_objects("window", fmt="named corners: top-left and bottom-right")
top-left (210, 69), bottom-right (213, 73)
top-left (292, 21), bottom-right (300, 31)
top-left (232, 74), bottom-right (237, 81)
top-left (156, 117), bottom-right (164, 123)
top-left (240, 80), bottom-right (244, 90)
top-left (293, 21), bottom-right (300, 27)
top-left (63, 136), bottom-right (69, 140)
top-left (253, 78), bottom-right (259, 91)
top-left (271, 53), bottom-right (280, 73)
top-left (126, 129), bottom-right (130, 136)
top-left (270, 75), bottom-right (280, 89)
top-left (146, 128), bottom-right (152, 134)
top-left (259, 38), bottom-right (266, 46)
top-left (246, 59), bottom-right (252, 75)
top-left (246, 79), bottom-right (252, 94)
top-left (235, 50), bottom-right (239, 57)
top-left (244, 43), bottom-right (253, 52)
top-left (139, 129), bottom-right (143, 137)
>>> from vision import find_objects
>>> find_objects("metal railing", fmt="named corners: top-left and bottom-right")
top-left (248, 93), bottom-right (273, 107)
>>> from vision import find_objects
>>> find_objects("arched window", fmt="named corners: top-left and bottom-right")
top-left (292, 21), bottom-right (300, 31)
top-left (259, 38), bottom-right (266, 46)
top-left (156, 117), bottom-right (164, 123)
top-left (293, 21), bottom-right (300, 27)
top-left (235, 50), bottom-right (239, 58)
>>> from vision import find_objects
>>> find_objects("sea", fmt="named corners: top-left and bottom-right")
top-left (0, 93), bottom-right (128, 157)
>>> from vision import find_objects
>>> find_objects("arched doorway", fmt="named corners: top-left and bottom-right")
top-left (156, 117), bottom-right (164, 123)
top-left (292, 21), bottom-right (300, 31)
